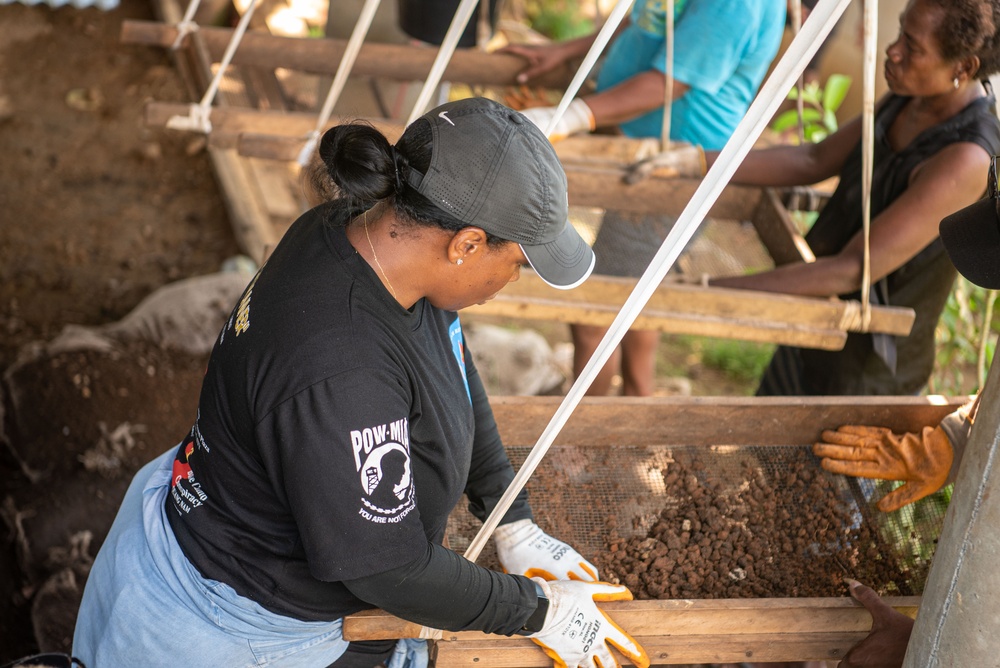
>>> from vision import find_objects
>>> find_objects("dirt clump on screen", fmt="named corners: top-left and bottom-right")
top-left (594, 450), bottom-right (914, 599)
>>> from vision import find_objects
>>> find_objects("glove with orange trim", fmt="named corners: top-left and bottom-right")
top-left (495, 519), bottom-right (599, 582)
top-left (517, 99), bottom-right (595, 142)
top-left (529, 579), bottom-right (650, 668)
top-left (812, 425), bottom-right (953, 512)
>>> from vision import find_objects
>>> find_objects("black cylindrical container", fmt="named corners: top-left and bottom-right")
top-left (397, 0), bottom-right (496, 47)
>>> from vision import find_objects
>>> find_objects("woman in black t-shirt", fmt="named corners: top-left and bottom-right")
top-left (72, 97), bottom-right (649, 668)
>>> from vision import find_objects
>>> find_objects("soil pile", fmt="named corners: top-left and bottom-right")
top-left (2, 340), bottom-right (209, 656)
top-left (596, 450), bottom-right (917, 599)
top-left (0, 0), bottom-right (239, 659)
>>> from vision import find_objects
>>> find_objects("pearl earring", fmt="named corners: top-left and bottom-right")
top-left (456, 258), bottom-right (463, 265)
top-left (954, 77), bottom-right (960, 89)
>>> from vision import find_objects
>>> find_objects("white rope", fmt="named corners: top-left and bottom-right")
top-left (170, 0), bottom-right (203, 50)
top-left (167, 0), bottom-right (260, 134)
top-left (660, 0), bottom-right (674, 152)
top-left (859, 0), bottom-right (877, 331)
top-left (838, 299), bottom-right (863, 332)
top-left (541, 0), bottom-right (632, 139)
top-left (405, 0), bottom-right (481, 125)
top-left (297, 0), bottom-right (382, 167)
top-left (463, 0), bottom-right (854, 565)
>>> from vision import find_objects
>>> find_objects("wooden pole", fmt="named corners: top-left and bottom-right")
top-left (120, 20), bottom-right (577, 88)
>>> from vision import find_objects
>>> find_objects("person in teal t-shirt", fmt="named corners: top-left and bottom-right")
top-left (504, 0), bottom-right (785, 396)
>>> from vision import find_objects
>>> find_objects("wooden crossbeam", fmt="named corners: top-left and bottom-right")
top-left (145, 101), bottom-right (675, 168)
top-left (486, 395), bottom-right (966, 447)
top-left (120, 19), bottom-right (576, 88)
top-left (752, 186), bottom-right (816, 265)
top-left (345, 597), bottom-right (921, 665)
top-left (466, 272), bottom-right (913, 350)
top-left (146, 101), bottom-right (760, 220)
top-left (431, 631), bottom-right (897, 666)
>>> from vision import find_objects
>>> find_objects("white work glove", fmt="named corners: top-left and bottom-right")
top-left (517, 99), bottom-right (595, 142)
top-left (530, 578), bottom-right (650, 668)
top-left (494, 519), bottom-right (599, 581)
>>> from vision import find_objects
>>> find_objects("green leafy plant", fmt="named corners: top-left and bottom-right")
top-left (930, 277), bottom-right (998, 395)
top-left (659, 336), bottom-right (775, 393)
top-left (699, 338), bottom-right (776, 384)
top-left (526, 0), bottom-right (594, 41)
top-left (771, 74), bottom-right (852, 143)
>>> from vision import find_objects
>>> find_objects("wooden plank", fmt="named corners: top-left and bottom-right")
top-left (141, 0), bottom-right (287, 269)
top-left (432, 632), bottom-right (874, 666)
top-left (564, 168), bottom-right (756, 219)
top-left (340, 396), bottom-right (943, 663)
top-left (485, 395), bottom-right (968, 447)
top-left (471, 292), bottom-right (849, 350)
top-left (346, 597), bottom-right (922, 665)
top-left (148, 103), bottom-right (914, 350)
top-left (149, 102), bottom-right (696, 170)
top-left (345, 597), bottom-right (920, 642)
top-left (121, 20), bottom-right (577, 88)
top-left (247, 157), bottom-right (302, 221)
top-left (147, 102), bottom-right (765, 221)
top-left (751, 187), bottom-right (816, 265)
top-left (465, 273), bottom-right (914, 345)
top-left (207, 147), bottom-right (282, 263)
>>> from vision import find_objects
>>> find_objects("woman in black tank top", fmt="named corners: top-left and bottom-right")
top-left (707, 0), bottom-right (1000, 396)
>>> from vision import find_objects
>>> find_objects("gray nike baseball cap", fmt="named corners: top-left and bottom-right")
top-left (405, 97), bottom-right (594, 290)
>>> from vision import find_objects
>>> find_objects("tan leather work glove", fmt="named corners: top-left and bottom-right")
top-left (812, 425), bottom-right (953, 512)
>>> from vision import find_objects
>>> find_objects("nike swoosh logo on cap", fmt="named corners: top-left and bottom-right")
top-left (438, 111), bottom-right (455, 126)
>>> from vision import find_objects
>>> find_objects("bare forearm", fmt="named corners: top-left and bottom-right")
top-left (707, 116), bottom-right (861, 186)
top-left (706, 143), bottom-right (832, 187)
top-left (710, 254), bottom-right (863, 297)
top-left (584, 70), bottom-right (689, 128)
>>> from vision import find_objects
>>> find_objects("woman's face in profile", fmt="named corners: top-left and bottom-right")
top-left (427, 238), bottom-right (527, 312)
top-left (883, 0), bottom-right (955, 97)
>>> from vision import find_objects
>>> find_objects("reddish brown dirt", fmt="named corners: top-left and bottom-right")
top-left (0, 0), bottom-right (239, 660)
top-left (595, 450), bottom-right (917, 600)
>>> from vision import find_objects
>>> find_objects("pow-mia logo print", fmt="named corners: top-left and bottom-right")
top-left (351, 418), bottom-right (416, 524)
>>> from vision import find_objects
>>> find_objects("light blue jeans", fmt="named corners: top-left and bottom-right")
top-left (72, 447), bottom-right (350, 667)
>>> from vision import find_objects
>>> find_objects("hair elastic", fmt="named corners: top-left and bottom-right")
top-left (389, 145), bottom-right (405, 194)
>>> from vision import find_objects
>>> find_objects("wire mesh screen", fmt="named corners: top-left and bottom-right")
top-left (446, 444), bottom-right (949, 599)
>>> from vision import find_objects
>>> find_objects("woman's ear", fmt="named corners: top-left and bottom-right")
top-left (448, 227), bottom-right (489, 264)
top-left (959, 55), bottom-right (981, 82)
